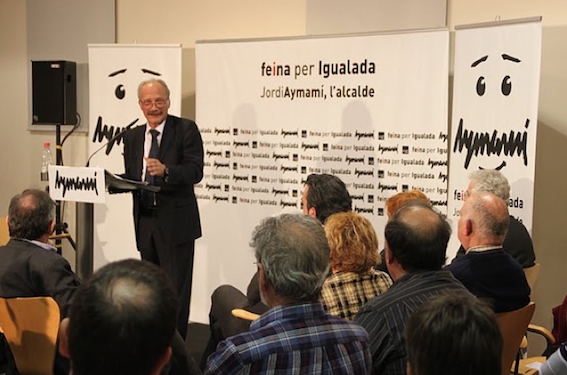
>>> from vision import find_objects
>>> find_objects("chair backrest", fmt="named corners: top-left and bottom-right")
top-left (496, 302), bottom-right (536, 375)
top-left (524, 263), bottom-right (541, 292)
top-left (0, 216), bottom-right (9, 246)
top-left (0, 296), bottom-right (60, 375)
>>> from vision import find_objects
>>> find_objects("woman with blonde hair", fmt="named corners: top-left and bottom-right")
top-left (320, 211), bottom-right (392, 320)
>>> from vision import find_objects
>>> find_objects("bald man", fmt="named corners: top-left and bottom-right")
top-left (446, 192), bottom-right (530, 313)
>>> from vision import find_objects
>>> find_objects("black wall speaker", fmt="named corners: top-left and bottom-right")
top-left (32, 60), bottom-right (77, 125)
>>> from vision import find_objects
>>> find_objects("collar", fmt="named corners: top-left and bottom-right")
top-left (250, 302), bottom-right (325, 330)
top-left (20, 238), bottom-right (58, 253)
top-left (466, 245), bottom-right (503, 254)
top-left (146, 120), bottom-right (165, 135)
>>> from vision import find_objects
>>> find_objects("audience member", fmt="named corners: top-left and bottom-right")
top-left (405, 293), bottom-right (502, 375)
top-left (539, 341), bottom-right (567, 375)
top-left (354, 202), bottom-right (469, 375)
top-left (205, 214), bottom-right (371, 374)
top-left (59, 259), bottom-right (178, 375)
top-left (301, 173), bottom-right (353, 224)
top-left (321, 211), bottom-right (392, 320)
top-left (201, 173), bottom-right (352, 368)
top-left (0, 189), bottom-right (81, 375)
top-left (376, 190), bottom-right (431, 274)
top-left (452, 169), bottom-right (536, 268)
top-left (446, 192), bottom-right (531, 312)
top-left (0, 189), bottom-right (80, 317)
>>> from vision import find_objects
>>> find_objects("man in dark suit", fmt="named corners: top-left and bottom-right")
top-left (0, 189), bottom-right (81, 375)
top-left (121, 78), bottom-right (204, 339)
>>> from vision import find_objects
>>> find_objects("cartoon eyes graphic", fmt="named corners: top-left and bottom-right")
top-left (501, 75), bottom-right (512, 96)
top-left (475, 76), bottom-right (512, 96)
top-left (476, 77), bottom-right (486, 96)
top-left (115, 84), bottom-right (126, 100)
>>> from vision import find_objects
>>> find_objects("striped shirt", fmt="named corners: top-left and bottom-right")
top-left (205, 302), bottom-right (372, 375)
top-left (354, 270), bottom-right (469, 375)
top-left (321, 269), bottom-right (393, 320)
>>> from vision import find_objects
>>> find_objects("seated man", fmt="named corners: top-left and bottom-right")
top-left (205, 214), bottom-right (371, 374)
top-left (0, 189), bottom-right (81, 375)
top-left (354, 202), bottom-right (469, 375)
top-left (376, 190), bottom-right (431, 275)
top-left (59, 259), bottom-right (178, 375)
top-left (201, 173), bottom-right (352, 367)
top-left (452, 169), bottom-right (536, 268)
top-left (446, 192), bottom-right (531, 313)
top-left (405, 293), bottom-right (502, 375)
top-left (0, 189), bottom-right (80, 317)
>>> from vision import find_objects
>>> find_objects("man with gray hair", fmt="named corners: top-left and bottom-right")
top-left (452, 169), bottom-right (536, 267)
top-left (119, 78), bottom-right (204, 339)
top-left (204, 214), bottom-right (371, 374)
top-left (446, 192), bottom-right (530, 312)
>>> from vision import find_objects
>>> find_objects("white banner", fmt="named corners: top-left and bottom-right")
top-left (87, 44), bottom-right (182, 269)
top-left (193, 30), bottom-right (449, 323)
top-left (48, 166), bottom-right (105, 203)
top-left (447, 19), bottom-right (542, 258)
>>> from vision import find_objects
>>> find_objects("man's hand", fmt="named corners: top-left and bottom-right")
top-left (145, 157), bottom-right (166, 176)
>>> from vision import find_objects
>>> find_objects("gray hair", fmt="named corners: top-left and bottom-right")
top-left (466, 192), bottom-right (510, 242)
top-left (8, 189), bottom-right (55, 240)
top-left (469, 170), bottom-right (510, 201)
top-left (137, 78), bottom-right (170, 100)
top-left (251, 214), bottom-right (330, 303)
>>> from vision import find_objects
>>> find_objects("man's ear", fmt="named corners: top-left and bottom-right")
top-left (307, 207), bottom-right (317, 219)
top-left (464, 219), bottom-right (473, 237)
top-left (258, 264), bottom-right (268, 293)
top-left (48, 220), bottom-right (56, 235)
top-left (152, 346), bottom-right (172, 375)
top-left (385, 241), bottom-right (394, 264)
top-left (407, 362), bottom-right (414, 375)
top-left (58, 318), bottom-right (71, 359)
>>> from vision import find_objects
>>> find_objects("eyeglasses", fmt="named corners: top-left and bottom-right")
top-left (140, 98), bottom-right (168, 108)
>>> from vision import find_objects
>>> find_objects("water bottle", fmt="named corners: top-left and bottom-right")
top-left (41, 142), bottom-right (52, 181)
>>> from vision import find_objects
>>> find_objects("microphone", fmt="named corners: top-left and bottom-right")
top-left (86, 119), bottom-right (139, 167)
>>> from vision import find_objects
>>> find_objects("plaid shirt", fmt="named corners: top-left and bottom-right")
top-left (320, 269), bottom-right (393, 320)
top-left (204, 302), bottom-right (372, 375)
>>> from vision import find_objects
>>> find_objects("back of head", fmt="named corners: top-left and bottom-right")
top-left (406, 293), bottom-right (502, 375)
top-left (7, 189), bottom-right (55, 240)
top-left (305, 174), bottom-right (352, 224)
top-left (324, 211), bottom-right (379, 273)
top-left (251, 213), bottom-right (330, 303)
top-left (68, 259), bottom-right (178, 375)
top-left (385, 203), bottom-right (450, 272)
top-left (469, 169), bottom-right (510, 201)
top-left (464, 192), bottom-right (510, 244)
top-left (385, 190), bottom-right (431, 219)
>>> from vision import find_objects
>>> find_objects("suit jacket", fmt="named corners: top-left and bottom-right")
top-left (0, 239), bottom-right (80, 318)
top-left (122, 115), bottom-right (204, 246)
